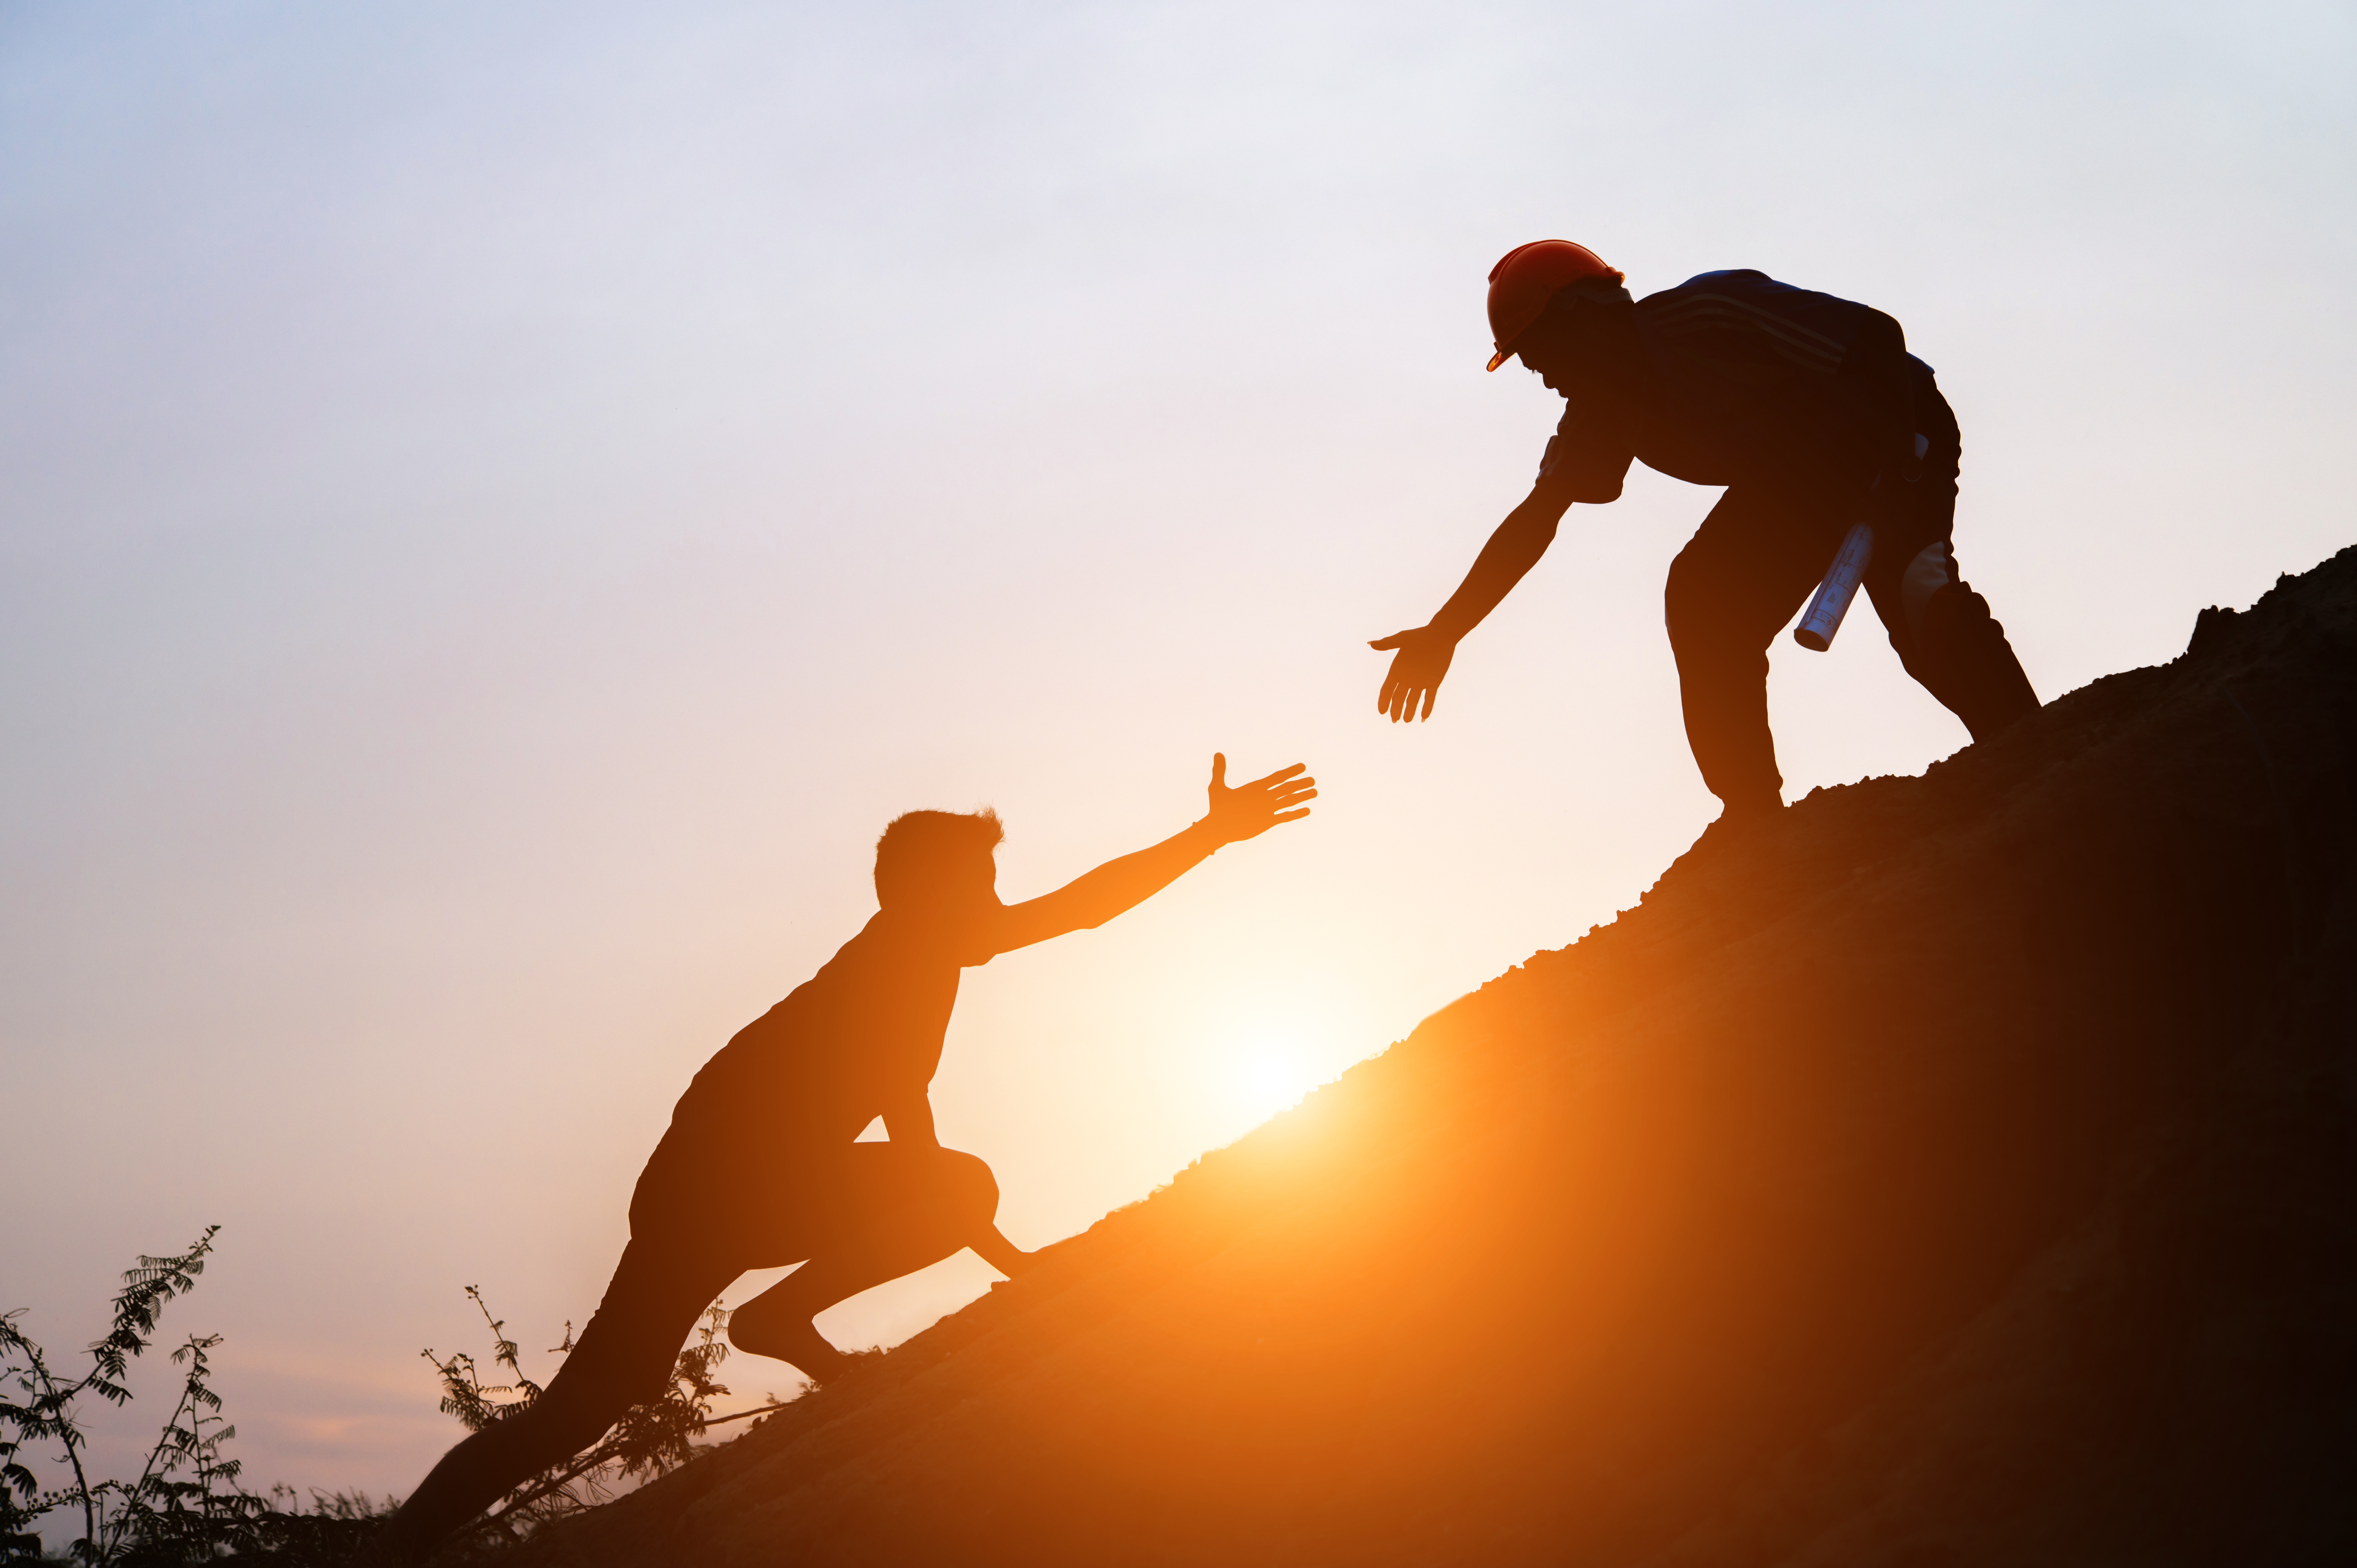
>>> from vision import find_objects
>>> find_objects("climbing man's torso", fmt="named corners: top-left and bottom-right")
top-left (1540, 269), bottom-right (1926, 504)
top-left (636, 915), bottom-right (964, 1203)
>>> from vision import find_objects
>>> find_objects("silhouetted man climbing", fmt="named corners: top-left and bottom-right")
top-left (377, 754), bottom-right (1316, 1561)
top-left (1371, 240), bottom-right (2040, 826)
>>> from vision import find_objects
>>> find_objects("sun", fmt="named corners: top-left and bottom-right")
top-left (1227, 1035), bottom-right (1316, 1122)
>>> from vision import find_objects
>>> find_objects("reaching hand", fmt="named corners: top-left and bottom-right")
top-left (1368, 625), bottom-right (1457, 722)
top-left (1202, 753), bottom-right (1315, 845)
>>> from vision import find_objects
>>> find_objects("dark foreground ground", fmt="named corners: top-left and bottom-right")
top-left (502, 547), bottom-right (2357, 1568)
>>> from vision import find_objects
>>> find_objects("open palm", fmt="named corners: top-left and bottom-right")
top-left (1203, 753), bottom-right (1316, 844)
top-left (1369, 625), bottom-right (1456, 722)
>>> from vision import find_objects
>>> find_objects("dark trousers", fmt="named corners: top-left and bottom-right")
top-left (1663, 375), bottom-right (2038, 810)
top-left (379, 1142), bottom-right (999, 1560)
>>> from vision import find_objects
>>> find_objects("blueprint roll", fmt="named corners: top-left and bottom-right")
top-left (1794, 523), bottom-right (1875, 652)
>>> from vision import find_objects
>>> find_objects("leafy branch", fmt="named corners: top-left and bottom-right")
top-left (0, 1227), bottom-right (226, 1564)
top-left (1, 1229), bottom-right (393, 1566)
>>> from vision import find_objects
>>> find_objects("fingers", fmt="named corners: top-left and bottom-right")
top-left (1252, 788), bottom-right (1316, 833)
top-left (1203, 764), bottom-right (1315, 838)
top-left (1240, 767), bottom-right (1315, 806)
top-left (1246, 775), bottom-right (1316, 807)
top-left (1373, 630), bottom-right (1451, 723)
top-left (1379, 675), bottom-right (1437, 723)
top-left (1210, 752), bottom-right (1228, 791)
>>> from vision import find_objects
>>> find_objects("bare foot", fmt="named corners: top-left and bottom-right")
top-left (729, 1310), bottom-right (848, 1384)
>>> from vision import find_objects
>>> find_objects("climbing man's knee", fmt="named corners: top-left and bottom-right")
top-left (1663, 544), bottom-right (1707, 644)
top-left (931, 1148), bottom-right (1000, 1226)
top-left (1663, 544), bottom-right (1764, 678)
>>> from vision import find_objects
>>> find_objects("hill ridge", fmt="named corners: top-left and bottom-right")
top-left (514, 545), bottom-right (2357, 1567)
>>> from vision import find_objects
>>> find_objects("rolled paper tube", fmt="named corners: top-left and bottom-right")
top-left (1794, 522), bottom-right (1875, 652)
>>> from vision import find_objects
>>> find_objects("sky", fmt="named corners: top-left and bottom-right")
top-left (3, 0), bottom-right (2350, 1514)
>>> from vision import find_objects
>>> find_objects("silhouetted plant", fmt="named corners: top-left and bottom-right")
top-left (5, 1234), bottom-right (779, 1563)
top-left (2, 1227), bottom-right (264, 1563)
top-left (0, 1229), bottom-right (399, 1566)
top-left (421, 1286), bottom-right (750, 1549)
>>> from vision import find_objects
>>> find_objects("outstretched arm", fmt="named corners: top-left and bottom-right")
top-left (1370, 479), bottom-right (1576, 723)
top-left (988, 754), bottom-right (1315, 955)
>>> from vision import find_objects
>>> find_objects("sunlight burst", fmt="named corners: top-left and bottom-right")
top-left (1228, 1037), bottom-right (1316, 1121)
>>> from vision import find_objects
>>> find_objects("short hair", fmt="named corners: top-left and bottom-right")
top-left (873, 809), bottom-right (1004, 908)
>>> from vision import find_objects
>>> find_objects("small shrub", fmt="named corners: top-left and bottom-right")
top-left (4, 1232), bottom-right (394, 1564)
top-left (5, 1233), bottom-right (783, 1563)
top-left (0, 1227), bottom-right (291, 1564)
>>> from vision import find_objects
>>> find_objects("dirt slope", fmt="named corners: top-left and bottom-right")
top-left (513, 547), bottom-right (2357, 1568)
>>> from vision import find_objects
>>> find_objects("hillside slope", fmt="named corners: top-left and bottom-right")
top-left (512, 547), bottom-right (2357, 1567)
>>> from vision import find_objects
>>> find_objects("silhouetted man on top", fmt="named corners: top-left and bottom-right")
top-left (378, 753), bottom-right (1315, 1561)
top-left (1371, 240), bottom-right (2039, 828)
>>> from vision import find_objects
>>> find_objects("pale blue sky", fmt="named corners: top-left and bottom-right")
top-left (4, 0), bottom-right (2349, 1508)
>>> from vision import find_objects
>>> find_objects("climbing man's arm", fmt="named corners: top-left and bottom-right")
top-left (987, 754), bottom-right (1316, 955)
top-left (1369, 477), bottom-right (1578, 723)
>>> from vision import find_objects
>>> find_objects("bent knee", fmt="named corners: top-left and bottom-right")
top-left (930, 1148), bottom-right (1000, 1222)
top-left (1663, 545), bottom-right (1705, 629)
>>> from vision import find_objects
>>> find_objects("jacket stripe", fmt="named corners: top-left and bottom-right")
top-left (1643, 291), bottom-right (1848, 375)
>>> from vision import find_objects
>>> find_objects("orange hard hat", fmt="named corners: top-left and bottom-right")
top-left (1486, 239), bottom-right (1624, 371)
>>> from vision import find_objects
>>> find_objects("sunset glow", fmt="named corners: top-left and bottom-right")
top-left (1, 0), bottom-right (2346, 1524)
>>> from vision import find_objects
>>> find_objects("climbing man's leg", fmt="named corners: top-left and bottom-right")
top-left (1862, 371), bottom-right (2040, 745)
top-left (727, 1144), bottom-right (1007, 1380)
top-left (375, 1238), bottom-right (739, 1563)
top-left (1664, 487), bottom-right (1840, 819)
top-left (1869, 541), bottom-right (2041, 742)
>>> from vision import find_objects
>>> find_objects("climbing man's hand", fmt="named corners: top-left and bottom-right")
top-left (1202, 753), bottom-right (1316, 845)
top-left (1369, 625), bottom-right (1457, 722)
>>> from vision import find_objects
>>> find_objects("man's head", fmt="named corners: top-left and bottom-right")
top-left (1512, 278), bottom-right (1639, 391)
top-left (873, 808), bottom-right (1004, 916)
top-left (1485, 238), bottom-right (1624, 372)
